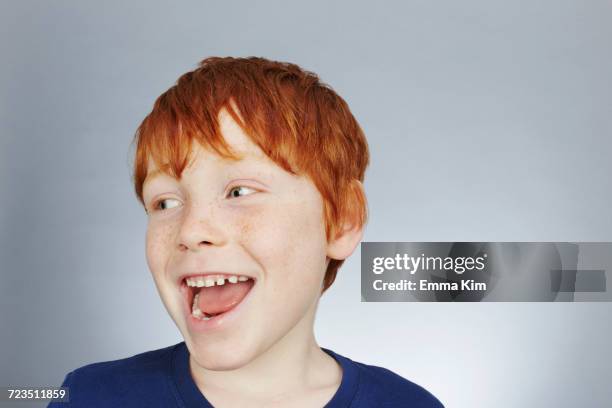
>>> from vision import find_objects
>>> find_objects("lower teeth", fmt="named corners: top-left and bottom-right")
top-left (191, 292), bottom-right (212, 320)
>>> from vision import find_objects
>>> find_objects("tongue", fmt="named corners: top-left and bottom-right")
top-left (197, 281), bottom-right (252, 315)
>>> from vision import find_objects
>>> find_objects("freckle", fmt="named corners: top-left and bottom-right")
top-left (150, 224), bottom-right (176, 248)
top-left (240, 219), bottom-right (252, 235)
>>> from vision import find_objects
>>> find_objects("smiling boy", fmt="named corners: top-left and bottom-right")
top-left (49, 57), bottom-right (443, 407)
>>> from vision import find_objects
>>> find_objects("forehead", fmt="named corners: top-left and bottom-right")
top-left (144, 109), bottom-right (269, 181)
top-left (216, 109), bottom-right (266, 159)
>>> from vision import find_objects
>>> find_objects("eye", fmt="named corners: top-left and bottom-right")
top-left (227, 186), bottom-right (256, 199)
top-left (151, 198), bottom-right (182, 212)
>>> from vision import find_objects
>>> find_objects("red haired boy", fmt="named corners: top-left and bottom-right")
top-left (50, 57), bottom-right (443, 407)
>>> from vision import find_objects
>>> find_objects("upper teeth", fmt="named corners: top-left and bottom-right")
top-left (186, 275), bottom-right (250, 287)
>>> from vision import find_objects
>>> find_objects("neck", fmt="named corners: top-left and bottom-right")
top-left (189, 298), bottom-right (341, 400)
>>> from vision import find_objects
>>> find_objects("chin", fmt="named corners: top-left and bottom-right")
top-left (187, 337), bottom-right (261, 371)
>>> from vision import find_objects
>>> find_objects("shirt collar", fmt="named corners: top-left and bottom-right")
top-left (170, 342), bottom-right (360, 407)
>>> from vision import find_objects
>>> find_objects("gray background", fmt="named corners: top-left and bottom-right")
top-left (1, 0), bottom-right (611, 407)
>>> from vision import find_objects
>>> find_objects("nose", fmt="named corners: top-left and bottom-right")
top-left (176, 201), bottom-right (227, 252)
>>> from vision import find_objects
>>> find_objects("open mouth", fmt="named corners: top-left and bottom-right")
top-left (183, 274), bottom-right (255, 322)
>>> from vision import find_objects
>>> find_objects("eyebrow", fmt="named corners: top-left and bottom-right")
top-left (142, 151), bottom-right (269, 189)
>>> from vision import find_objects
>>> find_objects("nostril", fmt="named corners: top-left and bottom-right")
top-left (178, 241), bottom-right (212, 252)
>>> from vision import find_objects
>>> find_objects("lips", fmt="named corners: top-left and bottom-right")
top-left (179, 273), bottom-right (256, 331)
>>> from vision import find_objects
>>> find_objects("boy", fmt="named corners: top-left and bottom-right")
top-left (50, 57), bottom-right (443, 407)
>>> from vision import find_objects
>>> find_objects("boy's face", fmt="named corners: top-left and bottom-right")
top-left (142, 110), bottom-right (331, 370)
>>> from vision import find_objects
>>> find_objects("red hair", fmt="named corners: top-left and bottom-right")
top-left (132, 56), bottom-right (369, 292)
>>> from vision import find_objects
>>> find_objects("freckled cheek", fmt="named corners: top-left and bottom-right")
top-left (145, 221), bottom-right (178, 275)
top-left (238, 203), bottom-right (327, 288)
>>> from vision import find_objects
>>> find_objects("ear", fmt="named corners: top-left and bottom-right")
top-left (326, 223), bottom-right (363, 261)
top-left (326, 180), bottom-right (366, 261)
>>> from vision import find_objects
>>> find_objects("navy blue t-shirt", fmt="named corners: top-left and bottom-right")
top-left (49, 342), bottom-right (443, 407)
